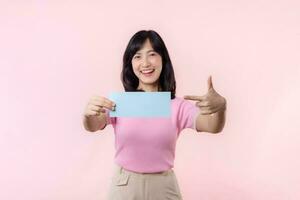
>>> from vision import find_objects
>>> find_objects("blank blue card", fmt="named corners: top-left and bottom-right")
top-left (108, 92), bottom-right (171, 117)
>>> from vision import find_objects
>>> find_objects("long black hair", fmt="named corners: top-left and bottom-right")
top-left (121, 30), bottom-right (176, 99)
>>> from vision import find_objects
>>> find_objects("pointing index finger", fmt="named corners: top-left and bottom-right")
top-left (184, 95), bottom-right (205, 101)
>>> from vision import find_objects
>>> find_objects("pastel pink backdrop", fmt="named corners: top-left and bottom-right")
top-left (1, 1), bottom-right (299, 200)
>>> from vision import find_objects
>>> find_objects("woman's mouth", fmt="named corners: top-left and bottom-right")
top-left (141, 69), bottom-right (155, 77)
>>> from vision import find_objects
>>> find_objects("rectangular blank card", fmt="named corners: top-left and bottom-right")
top-left (108, 91), bottom-right (171, 117)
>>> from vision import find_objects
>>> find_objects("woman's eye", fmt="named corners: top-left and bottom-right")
top-left (134, 56), bottom-right (140, 59)
top-left (150, 53), bottom-right (156, 56)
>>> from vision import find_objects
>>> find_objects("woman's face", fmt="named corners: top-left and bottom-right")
top-left (131, 38), bottom-right (162, 91)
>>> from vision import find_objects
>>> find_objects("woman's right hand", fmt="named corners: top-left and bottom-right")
top-left (84, 95), bottom-right (116, 117)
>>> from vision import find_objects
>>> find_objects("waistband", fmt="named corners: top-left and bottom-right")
top-left (115, 164), bottom-right (174, 178)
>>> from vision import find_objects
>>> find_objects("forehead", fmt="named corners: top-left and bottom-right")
top-left (136, 39), bottom-right (154, 53)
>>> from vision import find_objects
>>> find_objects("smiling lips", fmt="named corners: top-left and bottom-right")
top-left (141, 69), bottom-right (155, 76)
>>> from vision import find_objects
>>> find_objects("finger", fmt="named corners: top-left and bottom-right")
top-left (199, 107), bottom-right (211, 114)
top-left (90, 101), bottom-right (113, 112)
top-left (104, 98), bottom-right (116, 107)
top-left (184, 95), bottom-right (205, 101)
top-left (200, 109), bottom-right (214, 115)
top-left (207, 75), bottom-right (214, 91)
top-left (92, 96), bottom-right (116, 107)
top-left (85, 110), bottom-right (99, 117)
top-left (104, 99), bottom-right (116, 110)
top-left (196, 101), bottom-right (211, 107)
top-left (90, 104), bottom-right (106, 113)
top-left (92, 99), bottom-right (115, 110)
top-left (85, 108), bottom-right (103, 117)
top-left (201, 106), bottom-right (221, 115)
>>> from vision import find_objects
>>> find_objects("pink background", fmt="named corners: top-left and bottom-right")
top-left (1, 1), bottom-right (300, 199)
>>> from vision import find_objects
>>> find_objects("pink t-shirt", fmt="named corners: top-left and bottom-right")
top-left (104, 96), bottom-right (200, 173)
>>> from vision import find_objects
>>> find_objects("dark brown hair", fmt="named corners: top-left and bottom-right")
top-left (121, 30), bottom-right (176, 99)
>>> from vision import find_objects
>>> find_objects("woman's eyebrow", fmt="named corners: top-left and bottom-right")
top-left (135, 50), bottom-right (156, 54)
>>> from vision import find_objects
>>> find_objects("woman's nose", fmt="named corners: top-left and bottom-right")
top-left (141, 58), bottom-right (150, 67)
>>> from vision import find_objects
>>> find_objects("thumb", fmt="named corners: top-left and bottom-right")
top-left (207, 75), bottom-right (214, 91)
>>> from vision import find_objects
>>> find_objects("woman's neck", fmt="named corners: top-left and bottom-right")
top-left (137, 83), bottom-right (159, 92)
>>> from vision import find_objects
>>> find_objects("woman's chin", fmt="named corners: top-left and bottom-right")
top-left (140, 80), bottom-right (158, 85)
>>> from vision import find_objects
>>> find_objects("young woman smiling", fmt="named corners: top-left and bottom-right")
top-left (83, 30), bottom-right (227, 200)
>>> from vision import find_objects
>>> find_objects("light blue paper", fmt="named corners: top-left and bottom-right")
top-left (108, 92), bottom-right (171, 117)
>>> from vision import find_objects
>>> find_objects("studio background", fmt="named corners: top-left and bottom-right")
top-left (1, 1), bottom-right (299, 199)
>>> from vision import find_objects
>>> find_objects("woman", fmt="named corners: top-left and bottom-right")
top-left (83, 30), bottom-right (227, 200)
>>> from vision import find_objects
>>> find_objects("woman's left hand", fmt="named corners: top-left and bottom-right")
top-left (184, 76), bottom-right (226, 115)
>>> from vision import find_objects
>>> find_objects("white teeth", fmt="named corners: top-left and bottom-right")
top-left (141, 69), bottom-right (154, 73)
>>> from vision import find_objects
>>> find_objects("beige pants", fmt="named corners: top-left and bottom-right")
top-left (107, 164), bottom-right (183, 200)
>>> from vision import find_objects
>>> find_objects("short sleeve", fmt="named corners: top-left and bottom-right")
top-left (177, 99), bottom-right (200, 132)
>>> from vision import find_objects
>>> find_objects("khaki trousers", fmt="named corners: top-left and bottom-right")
top-left (107, 164), bottom-right (183, 200)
